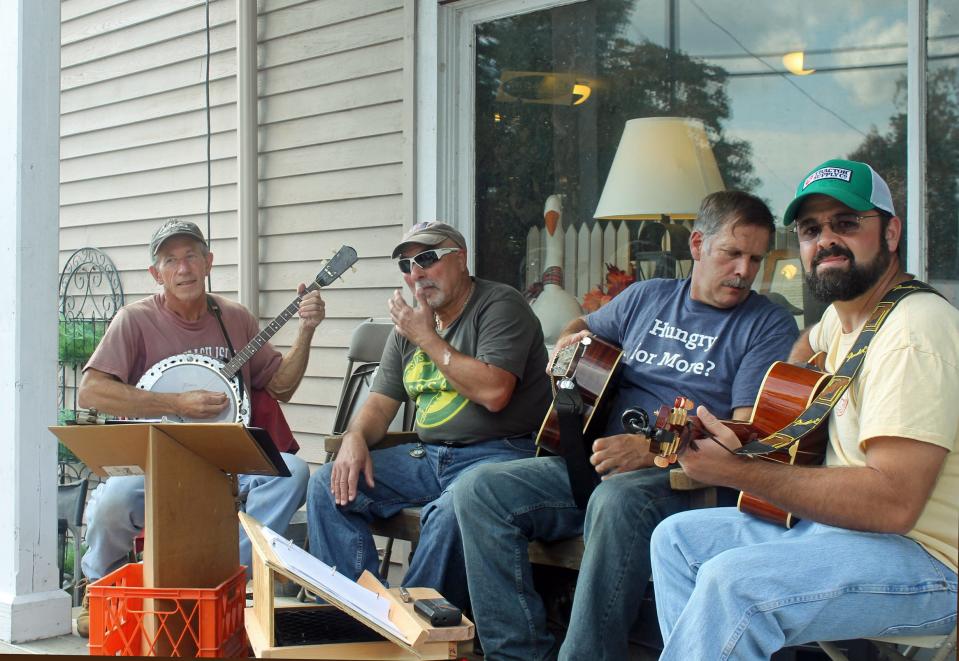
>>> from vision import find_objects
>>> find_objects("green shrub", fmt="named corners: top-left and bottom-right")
top-left (58, 317), bottom-right (107, 365)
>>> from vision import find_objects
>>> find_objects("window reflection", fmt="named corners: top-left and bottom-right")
top-left (472, 0), bottom-right (933, 326)
top-left (927, 0), bottom-right (959, 303)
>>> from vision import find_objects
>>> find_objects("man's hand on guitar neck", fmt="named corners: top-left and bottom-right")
top-left (590, 433), bottom-right (656, 478)
top-left (675, 405), bottom-right (745, 486)
top-left (547, 327), bottom-right (593, 375)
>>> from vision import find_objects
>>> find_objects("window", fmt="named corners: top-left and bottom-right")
top-left (927, 0), bottom-right (959, 301)
top-left (439, 0), bottom-right (958, 326)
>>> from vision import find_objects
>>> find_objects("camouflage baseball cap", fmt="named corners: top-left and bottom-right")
top-left (149, 218), bottom-right (207, 256)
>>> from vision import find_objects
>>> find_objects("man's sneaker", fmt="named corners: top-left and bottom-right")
top-left (75, 581), bottom-right (90, 638)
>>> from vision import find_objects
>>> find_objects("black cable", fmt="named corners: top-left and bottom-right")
top-left (205, 0), bottom-right (213, 291)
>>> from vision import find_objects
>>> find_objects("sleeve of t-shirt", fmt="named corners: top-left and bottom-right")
top-left (83, 306), bottom-right (142, 385)
top-left (585, 282), bottom-right (645, 345)
top-left (471, 294), bottom-right (540, 380)
top-left (729, 304), bottom-right (801, 410)
top-left (370, 328), bottom-right (409, 403)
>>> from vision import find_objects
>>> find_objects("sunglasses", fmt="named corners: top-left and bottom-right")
top-left (792, 213), bottom-right (881, 243)
top-left (397, 247), bottom-right (461, 274)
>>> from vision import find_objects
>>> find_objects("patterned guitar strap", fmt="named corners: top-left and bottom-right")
top-left (738, 279), bottom-right (943, 456)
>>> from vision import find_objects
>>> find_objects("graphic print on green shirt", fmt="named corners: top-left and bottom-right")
top-left (403, 348), bottom-right (469, 428)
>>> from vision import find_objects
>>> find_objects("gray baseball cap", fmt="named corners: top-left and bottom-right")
top-left (391, 221), bottom-right (467, 258)
top-left (149, 218), bottom-right (207, 256)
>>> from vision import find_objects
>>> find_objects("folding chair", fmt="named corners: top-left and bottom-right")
top-left (322, 319), bottom-right (417, 579)
top-left (817, 628), bottom-right (956, 661)
top-left (57, 478), bottom-right (89, 606)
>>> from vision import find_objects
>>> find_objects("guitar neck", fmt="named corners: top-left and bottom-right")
top-left (221, 282), bottom-right (318, 380)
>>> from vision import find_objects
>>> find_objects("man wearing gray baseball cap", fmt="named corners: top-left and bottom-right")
top-left (307, 220), bottom-right (552, 609)
top-left (75, 217), bottom-right (327, 635)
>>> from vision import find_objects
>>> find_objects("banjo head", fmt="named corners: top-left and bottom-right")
top-left (135, 353), bottom-right (251, 424)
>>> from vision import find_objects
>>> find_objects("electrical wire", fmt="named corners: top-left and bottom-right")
top-left (205, 0), bottom-right (213, 291)
top-left (688, 0), bottom-right (867, 138)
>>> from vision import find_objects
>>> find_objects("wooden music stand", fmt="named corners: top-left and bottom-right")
top-left (51, 423), bottom-right (281, 590)
top-left (240, 513), bottom-right (474, 659)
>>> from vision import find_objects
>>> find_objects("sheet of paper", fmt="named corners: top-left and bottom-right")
top-left (261, 526), bottom-right (401, 637)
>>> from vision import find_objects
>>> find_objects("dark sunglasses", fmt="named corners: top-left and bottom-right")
top-left (397, 247), bottom-right (461, 274)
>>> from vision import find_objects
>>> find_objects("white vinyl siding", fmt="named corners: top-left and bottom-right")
top-left (59, 0), bottom-right (412, 462)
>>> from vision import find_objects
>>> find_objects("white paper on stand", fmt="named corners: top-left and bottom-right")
top-left (259, 525), bottom-right (401, 637)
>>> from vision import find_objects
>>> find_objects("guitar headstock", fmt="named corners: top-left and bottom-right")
top-left (650, 396), bottom-right (696, 468)
top-left (311, 245), bottom-right (359, 289)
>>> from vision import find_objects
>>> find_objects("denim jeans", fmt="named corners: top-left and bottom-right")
top-left (651, 507), bottom-right (959, 661)
top-left (81, 452), bottom-right (309, 580)
top-left (306, 436), bottom-right (536, 609)
top-left (453, 456), bottom-right (697, 661)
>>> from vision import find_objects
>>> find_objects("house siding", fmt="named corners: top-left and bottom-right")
top-left (59, 0), bottom-right (412, 462)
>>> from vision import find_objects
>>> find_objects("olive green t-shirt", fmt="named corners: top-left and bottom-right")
top-left (372, 278), bottom-right (552, 444)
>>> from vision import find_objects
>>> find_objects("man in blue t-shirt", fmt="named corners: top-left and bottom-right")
top-left (453, 191), bottom-right (799, 661)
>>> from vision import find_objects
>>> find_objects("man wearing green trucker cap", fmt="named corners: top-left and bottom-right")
top-left (650, 159), bottom-right (957, 660)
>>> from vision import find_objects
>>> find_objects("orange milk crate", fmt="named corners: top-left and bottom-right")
top-left (87, 562), bottom-right (248, 657)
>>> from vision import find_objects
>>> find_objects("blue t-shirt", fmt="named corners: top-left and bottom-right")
top-left (586, 278), bottom-right (799, 435)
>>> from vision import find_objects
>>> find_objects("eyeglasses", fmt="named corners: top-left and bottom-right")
top-left (397, 247), bottom-right (461, 274)
top-left (791, 213), bottom-right (881, 243)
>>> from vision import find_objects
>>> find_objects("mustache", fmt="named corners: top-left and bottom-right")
top-left (721, 276), bottom-right (749, 289)
top-left (812, 245), bottom-right (855, 268)
top-left (415, 279), bottom-right (438, 291)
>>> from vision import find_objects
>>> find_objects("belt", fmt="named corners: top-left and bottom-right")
top-left (431, 433), bottom-right (534, 448)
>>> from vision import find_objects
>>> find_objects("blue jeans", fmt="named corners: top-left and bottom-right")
top-left (306, 436), bottom-right (536, 609)
top-left (81, 452), bottom-right (309, 580)
top-left (651, 507), bottom-right (959, 660)
top-left (453, 456), bottom-right (696, 661)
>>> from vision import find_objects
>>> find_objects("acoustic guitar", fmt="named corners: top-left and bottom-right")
top-left (633, 360), bottom-right (832, 528)
top-left (535, 335), bottom-right (623, 456)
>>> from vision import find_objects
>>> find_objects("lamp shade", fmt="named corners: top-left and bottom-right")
top-left (594, 117), bottom-right (725, 220)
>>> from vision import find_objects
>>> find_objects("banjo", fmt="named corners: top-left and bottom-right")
top-left (135, 245), bottom-right (358, 424)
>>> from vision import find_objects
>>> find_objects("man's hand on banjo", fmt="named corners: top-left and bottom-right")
top-left (175, 390), bottom-right (230, 419)
top-left (296, 284), bottom-right (326, 330)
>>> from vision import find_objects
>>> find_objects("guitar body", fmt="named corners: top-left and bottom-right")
top-left (535, 336), bottom-right (623, 456)
top-left (649, 360), bottom-right (832, 528)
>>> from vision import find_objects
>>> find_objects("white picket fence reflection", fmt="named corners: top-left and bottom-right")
top-left (525, 219), bottom-right (693, 302)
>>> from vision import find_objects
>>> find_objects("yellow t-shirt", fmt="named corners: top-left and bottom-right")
top-left (810, 292), bottom-right (959, 573)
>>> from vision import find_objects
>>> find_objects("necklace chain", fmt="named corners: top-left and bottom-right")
top-left (435, 281), bottom-right (475, 331)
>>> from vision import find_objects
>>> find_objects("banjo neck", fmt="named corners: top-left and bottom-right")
top-left (220, 290), bottom-right (312, 380)
top-left (219, 244), bottom-right (358, 381)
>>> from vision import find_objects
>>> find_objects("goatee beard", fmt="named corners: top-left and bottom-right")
top-left (803, 245), bottom-right (893, 303)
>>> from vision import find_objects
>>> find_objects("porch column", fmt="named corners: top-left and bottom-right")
top-left (0, 0), bottom-right (71, 642)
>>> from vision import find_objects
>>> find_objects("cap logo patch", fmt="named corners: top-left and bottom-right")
top-left (803, 167), bottom-right (852, 190)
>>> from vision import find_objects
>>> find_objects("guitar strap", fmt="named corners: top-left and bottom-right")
top-left (738, 279), bottom-right (942, 456)
top-left (206, 295), bottom-right (246, 398)
top-left (555, 381), bottom-right (601, 509)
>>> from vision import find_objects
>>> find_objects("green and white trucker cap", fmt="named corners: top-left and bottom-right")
top-left (783, 159), bottom-right (895, 225)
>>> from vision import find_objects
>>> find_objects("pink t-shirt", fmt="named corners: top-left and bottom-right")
top-left (85, 293), bottom-right (282, 391)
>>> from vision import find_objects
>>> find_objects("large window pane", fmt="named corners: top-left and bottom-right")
top-left (474, 0), bottom-right (908, 328)
top-left (927, 0), bottom-right (959, 304)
